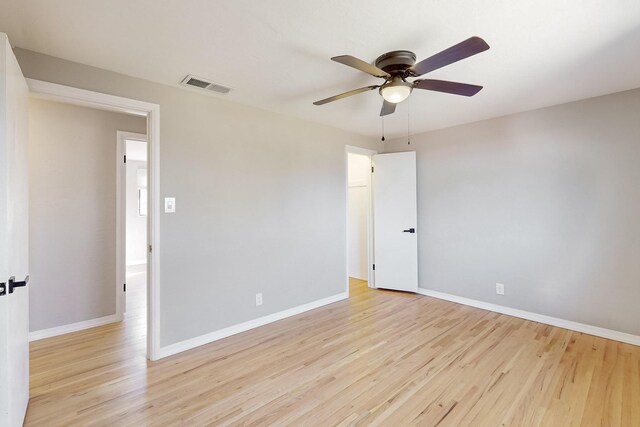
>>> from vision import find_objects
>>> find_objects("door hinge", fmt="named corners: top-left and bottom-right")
top-left (373, 264), bottom-right (375, 271)
top-left (371, 166), bottom-right (374, 173)
top-left (123, 283), bottom-right (126, 292)
top-left (0, 282), bottom-right (5, 296)
top-left (149, 244), bottom-right (152, 253)
top-left (124, 155), bottom-right (127, 163)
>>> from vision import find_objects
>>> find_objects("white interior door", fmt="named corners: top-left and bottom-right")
top-left (373, 151), bottom-right (418, 292)
top-left (0, 33), bottom-right (30, 427)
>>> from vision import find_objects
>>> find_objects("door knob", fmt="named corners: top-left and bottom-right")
top-left (402, 228), bottom-right (416, 233)
top-left (8, 275), bottom-right (29, 294)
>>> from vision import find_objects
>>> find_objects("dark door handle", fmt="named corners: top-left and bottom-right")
top-left (403, 228), bottom-right (415, 233)
top-left (8, 275), bottom-right (29, 294)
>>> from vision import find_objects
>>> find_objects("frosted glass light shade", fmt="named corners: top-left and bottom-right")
top-left (380, 82), bottom-right (411, 103)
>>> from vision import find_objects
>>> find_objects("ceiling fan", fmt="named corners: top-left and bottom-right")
top-left (313, 37), bottom-right (490, 116)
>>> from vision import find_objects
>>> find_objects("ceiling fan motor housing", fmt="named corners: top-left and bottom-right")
top-left (375, 50), bottom-right (417, 75)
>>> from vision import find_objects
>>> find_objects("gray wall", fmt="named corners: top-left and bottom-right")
top-left (384, 88), bottom-right (640, 335)
top-left (28, 98), bottom-right (146, 331)
top-left (16, 49), bottom-right (380, 346)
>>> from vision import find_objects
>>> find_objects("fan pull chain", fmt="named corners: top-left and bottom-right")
top-left (381, 117), bottom-right (385, 142)
top-left (407, 98), bottom-right (411, 145)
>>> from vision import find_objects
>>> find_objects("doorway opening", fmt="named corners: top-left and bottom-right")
top-left (28, 97), bottom-right (148, 354)
top-left (118, 132), bottom-right (148, 350)
top-left (27, 79), bottom-right (161, 360)
top-left (345, 146), bottom-right (376, 297)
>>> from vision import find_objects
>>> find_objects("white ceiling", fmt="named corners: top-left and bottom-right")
top-left (2, 0), bottom-right (640, 138)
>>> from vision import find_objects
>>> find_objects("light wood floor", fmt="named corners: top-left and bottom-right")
top-left (26, 277), bottom-right (639, 426)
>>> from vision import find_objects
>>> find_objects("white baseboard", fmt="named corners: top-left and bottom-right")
top-left (29, 314), bottom-right (119, 342)
top-left (126, 260), bottom-right (147, 267)
top-left (158, 292), bottom-right (348, 359)
top-left (417, 288), bottom-right (640, 347)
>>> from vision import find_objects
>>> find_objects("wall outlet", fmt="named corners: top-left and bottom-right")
top-left (255, 293), bottom-right (263, 306)
top-left (496, 283), bottom-right (505, 295)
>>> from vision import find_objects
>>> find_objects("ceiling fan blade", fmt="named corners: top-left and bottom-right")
top-left (413, 79), bottom-right (483, 96)
top-left (331, 55), bottom-right (390, 78)
top-left (410, 36), bottom-right (489, 77)
top-left (313, 85), bottom-right (380, 105)
top-left (380, 100), bottom-right (396, 116)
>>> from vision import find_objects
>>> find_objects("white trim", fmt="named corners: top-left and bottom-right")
top-left (126, 260), bottom-right (148, 267)
top-left (117, 131), bottom-right (147, 320)
top-left (119, 132), bottom-right (148, 142)
top-left (27, 79), bottom-right (162, 361)
top-left (417, 288), bottom-right (640, 347)
top-left (115, 132), bottom-right (125, 321)
top-left (27, 79), bottom-right (149, 117)
top-left (159, 292), bottom-right (348, 359)
top-left (147, 105), bottom-right (161, 361)
top-left (345, 145), bottom-right (377, 295)
top-left (29, 315), bottom-right (118, 342)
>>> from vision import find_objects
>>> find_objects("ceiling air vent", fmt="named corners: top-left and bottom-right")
top-left (181, 75), bottom-right (231, 94)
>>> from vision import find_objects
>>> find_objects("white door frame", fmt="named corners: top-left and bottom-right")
top-left (116, 131), bottom-right (147, 319)
top-left (27, 79), bottom-right (162, 361)
top-left (345, 145), bottom-right (377, 296)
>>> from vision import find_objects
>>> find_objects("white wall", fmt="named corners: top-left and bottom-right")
top-left (15, 48), bottom-right (381, 347)
top-left (125, 155), bottom-right (147, 266)
top-left (384, 88), bottom-right (640, 336)
top-left (347, 153), bottom-right (370, 280)
top-left (28, 97), bottom-right (146, 332)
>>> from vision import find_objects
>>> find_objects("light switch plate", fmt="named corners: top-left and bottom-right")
top-left (164, 197), bottom-right (176, 213)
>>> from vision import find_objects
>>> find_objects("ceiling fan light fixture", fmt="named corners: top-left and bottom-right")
top-left (314, 37), bottom-right (489, 115)
top-left (380, 78), bottom-right (412, 104)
